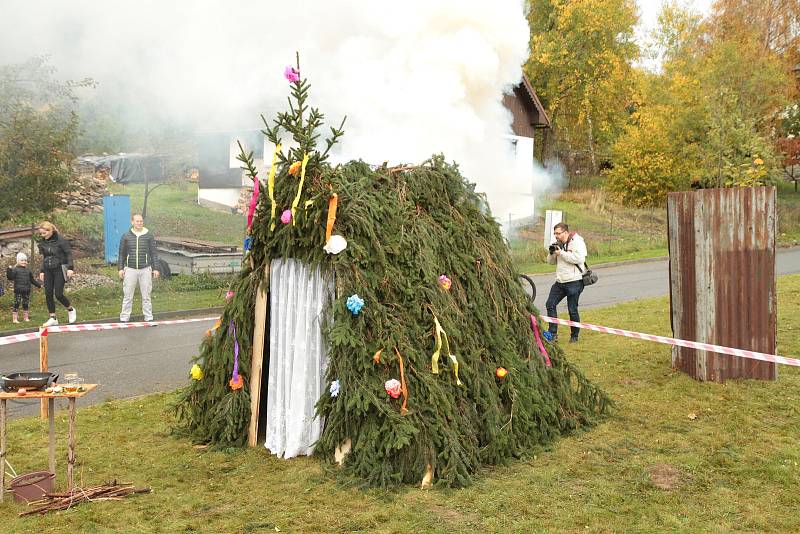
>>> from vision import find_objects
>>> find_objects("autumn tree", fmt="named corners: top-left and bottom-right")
top-left (605, 1), bottom-right (794, 205)
top-left (0, 57), bottom-right (90, 218)
top-left (525, 0), bottom-right (639, 176)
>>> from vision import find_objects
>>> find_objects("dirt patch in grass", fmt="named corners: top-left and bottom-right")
top-left (429, 504), bottom-right (480, 527)
top-left (620, 378), bottom-right (644, 386)
top-left (648, 463), bottom-right (686, 490)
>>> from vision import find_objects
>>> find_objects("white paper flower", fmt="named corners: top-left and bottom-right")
top-left (330, 380), bottom-right (340, 397)
top-left (323, 234), bottom-right (348, 254)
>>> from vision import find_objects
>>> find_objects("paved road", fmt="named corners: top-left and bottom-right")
top-left (1, 247), bottom-right (798, 419)
top-left (526, 246), bottom-right (800, 311)
top-left (0, 321), bottom-right (212, 418)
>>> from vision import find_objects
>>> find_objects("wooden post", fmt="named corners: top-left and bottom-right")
top-left (0, 399), bottom-right (6, 502)
top-left (48, 398), bottom-right (56, 475)
top-left (40, 327), bottom-right (49, 420)
top-left (67, 397), bottom-right (76, 490)
top-left (248, 264), bottom-right (270, 447)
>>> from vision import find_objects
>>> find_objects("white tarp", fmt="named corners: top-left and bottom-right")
top-left (265, 258), bottom-right (333, 458)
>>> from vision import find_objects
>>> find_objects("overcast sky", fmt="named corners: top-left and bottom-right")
top-left (636, 0), bottom-right (713, 37)
top-left (635, 0), bottom-right (713, 68)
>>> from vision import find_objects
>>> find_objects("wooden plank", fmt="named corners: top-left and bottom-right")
top-left (40, 328), bottom-right (49, 420)
top-left (67, 398), bottom-right (76, 490)
top-left (247, 264), bottom-right (270, 447)
top-left (0, 384), bottom-right (98, 400)
top-left (0, 226), bottom-right (35, 241)
top-left (49, 399), bottom-right (56, 475)
top-left (1, 399), bottom-right (6, 502)
top-left (157, 236), bottom-right (238, 253)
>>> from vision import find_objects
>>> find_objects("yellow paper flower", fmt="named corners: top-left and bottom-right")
top-left (754, 158), bottom-right (764, 165)
top-left (190, 364), bottom-right (203, 380)
top-left (288, 161), bottom-right (302, 176)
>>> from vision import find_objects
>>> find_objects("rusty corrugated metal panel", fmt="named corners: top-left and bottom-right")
top-left (668, 187), bottom-right (776, 382)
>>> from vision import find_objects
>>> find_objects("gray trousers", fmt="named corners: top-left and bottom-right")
top-left (120, 266), bottom-right (153, 321)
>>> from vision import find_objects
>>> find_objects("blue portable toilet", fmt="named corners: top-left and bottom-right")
top-left (103, 194), bottom-right (131, 264)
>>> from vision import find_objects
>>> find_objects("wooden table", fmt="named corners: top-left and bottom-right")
top-left (0, 384), bottom-right (98, 502)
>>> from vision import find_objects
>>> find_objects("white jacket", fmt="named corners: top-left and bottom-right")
top-left (547, 232), bottom-right (588, 283)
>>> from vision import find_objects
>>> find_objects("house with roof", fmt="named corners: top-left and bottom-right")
top-left (502, 74), bottom-right (551, 230)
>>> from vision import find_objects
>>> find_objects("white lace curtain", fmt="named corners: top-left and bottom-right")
top-left (265, 258), bottom-right (333, 459)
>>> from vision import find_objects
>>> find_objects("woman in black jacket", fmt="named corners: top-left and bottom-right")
top-left (37, 221), bottom-right (76, 326)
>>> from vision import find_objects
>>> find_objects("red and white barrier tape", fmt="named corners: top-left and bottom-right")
top-left (540, 316), bottom-right (800, 368)
top-left (4, 313), bottom-right (795, 369)
top-left (0, 316), bottom-right (219, 346)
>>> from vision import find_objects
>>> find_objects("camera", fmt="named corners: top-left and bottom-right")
top-left (548, 243), bottom-right (559, 254)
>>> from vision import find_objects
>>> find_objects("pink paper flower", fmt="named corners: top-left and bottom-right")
top-left (438, 274), bottom-right (452, 290)
top-left (280, 209), bottom-right (293, 224)
top-left (384, 379), bottom-right (402, 399)
top-left (225, 290), bottom-right (235, 301)
top-left (284, 66), bottom-right (300, 82)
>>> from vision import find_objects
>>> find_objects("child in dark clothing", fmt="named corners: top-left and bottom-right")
top-left (6, 252), bottom-right (41, 323)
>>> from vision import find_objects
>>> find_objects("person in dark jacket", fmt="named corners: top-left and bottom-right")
top-left (118, 213), bottom-right (160, 322)
top-left (37, 221), bottom-right (76, 327)
top-left (6, 252), bottom-right (41, 323)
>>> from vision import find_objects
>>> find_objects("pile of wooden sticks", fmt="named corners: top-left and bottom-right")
top-left (19, 480), bottom-right (151, 516)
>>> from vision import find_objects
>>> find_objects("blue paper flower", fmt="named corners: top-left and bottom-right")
top-left (329, 380), bottom-right (340, 397)
top-left (346, 294), bottom-right (365, 315)
top-left (542, 331), bottom-right (554, 342)
top-left (243, 236), bottom-right (253, 251)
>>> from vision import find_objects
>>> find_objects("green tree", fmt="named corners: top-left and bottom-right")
top-left (0, 57), bottom-right (90, 218)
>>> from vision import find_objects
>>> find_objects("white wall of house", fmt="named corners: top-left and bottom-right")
top-left (199, 135), bottom-right (269, 209)
top-left (503, 134), bottom-right (536, 234)
top-left (197, 187), bottom-right (241, 210)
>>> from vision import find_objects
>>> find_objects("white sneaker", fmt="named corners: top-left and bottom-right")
top-left (67, 307), bottom-right (77, 324)
top-left (43, 317), bottom-right (59, 327)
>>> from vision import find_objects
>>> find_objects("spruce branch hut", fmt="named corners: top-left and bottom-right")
top-left (176, 67), bottom-right (608, 488)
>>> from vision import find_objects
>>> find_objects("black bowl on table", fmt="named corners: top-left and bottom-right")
top-left (0, 372), bottom-right (59, 392)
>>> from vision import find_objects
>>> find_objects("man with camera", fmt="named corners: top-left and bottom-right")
top-left (545, 222), bottom-right (587, 343)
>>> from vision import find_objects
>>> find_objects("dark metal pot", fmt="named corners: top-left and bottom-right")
top-left (0, 372), bottom-right (59, 392)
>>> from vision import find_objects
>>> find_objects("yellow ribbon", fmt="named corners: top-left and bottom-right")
top-left (268, 143), bottom-right (282, 231)
top-left (431, 316), bottom-right (462, 385)
top-left (393, 347), bottom-right (409, 415)
top-left (290, 152), bottom-right (311, 224)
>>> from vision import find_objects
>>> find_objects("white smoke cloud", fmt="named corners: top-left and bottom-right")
top-left (0, 0), bottom-right (554, 227)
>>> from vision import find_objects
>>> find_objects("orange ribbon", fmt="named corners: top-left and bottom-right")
top-left (394, 347), bottom-right (409, 416)
top-left (229, 375), bottom-right (244, 390)
top-left (204, 319), bottom-right (222, 337)
top-left (326, 193), bottom-right (339, 242)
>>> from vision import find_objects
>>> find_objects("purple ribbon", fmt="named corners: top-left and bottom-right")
top-left (230, 320), bottom-right (240, 382)
top-left (530, 314), bottom-right (552, 367)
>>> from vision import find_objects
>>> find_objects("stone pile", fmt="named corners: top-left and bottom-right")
top-left (0, 239), bottom-right (32, 260)
top-left (235, 187), bottom-right (253, 215)
top-left (55, 162), bottom-right (109, 214)
top-left (63, 272), bottom-right (116, 291)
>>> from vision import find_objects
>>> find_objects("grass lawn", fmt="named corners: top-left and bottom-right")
top-left (0, 276), bottom-right (797, 531)
top-left (510, 189), bottom-right (670, 274)
top-left (105, 182), bottom-right (245, 244)
top-left (514, 184), bottom-right (800, 274)
top-left (1, 182), bottom-right (245, 246)
top-left (777, 180), bottom-right (800, 245)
